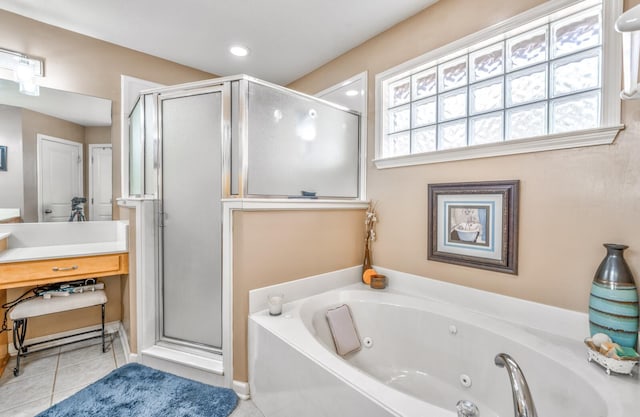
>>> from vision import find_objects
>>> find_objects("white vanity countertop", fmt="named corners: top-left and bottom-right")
top-left (0, 221), bottom-right (128, 263)
top-left (0, 241), bottom-right (127, 263)
top-left (0, 232), bottom-right (10, 240)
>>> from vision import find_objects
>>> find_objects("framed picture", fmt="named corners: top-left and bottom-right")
top-left (427, 180), bottom-right (519, 274)
top-left (0, 146), bottom-right (6, 171)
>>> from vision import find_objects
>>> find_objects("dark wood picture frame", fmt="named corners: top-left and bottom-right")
top-left (427, 180), bottom-right (519, 274)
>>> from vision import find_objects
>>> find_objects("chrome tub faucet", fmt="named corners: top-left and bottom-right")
top-left (494, 353), bottom-right (538, 417)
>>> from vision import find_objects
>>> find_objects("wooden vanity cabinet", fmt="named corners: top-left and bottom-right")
top-left (0, 253), bottom-right (128, 290)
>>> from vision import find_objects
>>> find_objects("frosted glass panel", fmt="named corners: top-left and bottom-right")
top-left (438, 120), bottom-right (467, 150)
top-left (551, 7), bottom-right (601, 58)
top-left (470, 112), bottom-right (503, 145)
top-left (412, 97), bottom-right (437, 127)
top-left (412, 127), bottom-right (436, 153)
top-left (470, 43), bottom-right (504, 82)
top-left (439, 56), bottom-right (467, 91)
top-left (128, 99), bottom-right (143, 196)
top-left (439, 88), bottom-right (467, 122)
top-left (389, 78), bottom-right (411, 107)
top-left (388, 105), bottom-right (410, 133)
top-left (161, 91), bottom-right (222, 349)
top-left (506, 102), bottom-right (547, 140)
top-left (470, 78), bottom-right (503, 115)
top-left (507, 27), bottom-right (547, 71)
top-left (551, 49), bottom-right (600, 97)
top-left (144, 94), bottom-right (157, 196)
top-left (379, 2), bottom-right (604, 159)
top-left (413, 68), bottom-right (437, 99)
top-left (231, 81), bottom-right (241, 195)
top-left (551, 91), bottom-right (600, 133)
top-left (383, 132), bottom-right (410, 157)
top-left (247, 82), bottom-right (359, 197)
top-left (506, 65), bottom-right (547, 107)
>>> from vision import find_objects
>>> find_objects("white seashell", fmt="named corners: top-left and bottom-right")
top-left (591, 333), bottom-right (612, 348)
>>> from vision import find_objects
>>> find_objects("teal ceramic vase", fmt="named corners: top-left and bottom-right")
top-left (588, 244), bottom-right (639, 348)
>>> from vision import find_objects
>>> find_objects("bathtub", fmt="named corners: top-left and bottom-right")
top-left (248, 269), bottom-right (639, 417)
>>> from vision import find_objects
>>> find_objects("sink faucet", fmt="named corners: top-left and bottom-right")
top-left (494, 353), bottom-right (538, 417)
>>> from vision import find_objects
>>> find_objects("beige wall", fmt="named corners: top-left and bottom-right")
top-left (84, 127), bottom-right (111, 146)
top-left (289, 0), bottom-right (640, 313)
top-left (232, 209), bottom-right (365, 381)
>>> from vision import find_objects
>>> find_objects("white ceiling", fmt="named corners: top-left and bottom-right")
top-left (0, 0), bottom-right (438, 86)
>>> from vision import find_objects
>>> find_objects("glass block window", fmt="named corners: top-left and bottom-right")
top-left (378, 0), bottom-right (607, 159)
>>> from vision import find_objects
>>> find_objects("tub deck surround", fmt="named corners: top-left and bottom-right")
top-left (249, 266), bottom-right (589, 341)
top-left (249, 268), bottom-right (639, 417)
top-left (248, 266), bottom-right (363, 314)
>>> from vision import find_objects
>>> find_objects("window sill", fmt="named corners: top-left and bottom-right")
top-left (373, 125), bottom-right (624, 169)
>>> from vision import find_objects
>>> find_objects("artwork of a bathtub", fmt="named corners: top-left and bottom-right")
top-left (249, 268), bottom-right (639, 417)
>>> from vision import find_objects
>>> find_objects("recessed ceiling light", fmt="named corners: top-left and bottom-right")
top-left (229, 45), bottom-right (249, 57)
top-left (345, 89), bottom-right (359, 96)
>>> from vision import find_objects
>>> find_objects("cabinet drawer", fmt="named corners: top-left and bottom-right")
top-left (0, 253), bottom-right (128, 289)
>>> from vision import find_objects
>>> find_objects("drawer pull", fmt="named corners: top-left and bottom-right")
top-left (52, 265), bottom-right (78, 272)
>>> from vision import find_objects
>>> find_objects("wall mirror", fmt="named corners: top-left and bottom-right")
top-left (0, 78), bottom-right (113, 223)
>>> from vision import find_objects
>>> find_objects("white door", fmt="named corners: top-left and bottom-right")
top-left (37, 135), bottom-right (83, 222)
top-left (89, 145), bottom-right (113, 221)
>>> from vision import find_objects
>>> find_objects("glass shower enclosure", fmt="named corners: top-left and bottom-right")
top-left (128, 75), bottom-right (361, 357)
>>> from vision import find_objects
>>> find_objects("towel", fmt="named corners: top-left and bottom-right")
top-left (326, 304), bottom-right (361, 356)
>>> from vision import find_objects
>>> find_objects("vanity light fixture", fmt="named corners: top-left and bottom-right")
top-left (0, 48), bottom-right (44, 96)
top-left (229, 45), bottom-right (250, 57)
top-left (345, 89), bottom-right (359, 97)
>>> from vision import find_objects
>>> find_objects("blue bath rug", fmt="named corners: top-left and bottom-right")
top-left (36, 363), bottom-right (238, 417)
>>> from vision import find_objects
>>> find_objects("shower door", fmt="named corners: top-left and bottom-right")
top-left (158, 87), bottom-right (224, 351)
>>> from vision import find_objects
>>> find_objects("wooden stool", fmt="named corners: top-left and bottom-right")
top-left (9, 289), bottom-right (107, 376)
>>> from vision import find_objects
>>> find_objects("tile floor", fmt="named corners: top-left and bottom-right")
top-left (0, 332), bottom-right (264, 417)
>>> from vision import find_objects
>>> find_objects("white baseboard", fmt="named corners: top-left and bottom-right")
top-left (233, 380), bottom-right (251, 400)
top-left (117, 322), bottom-right (136, 363)
top-left (8, 321), bottom-right (121, 356)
